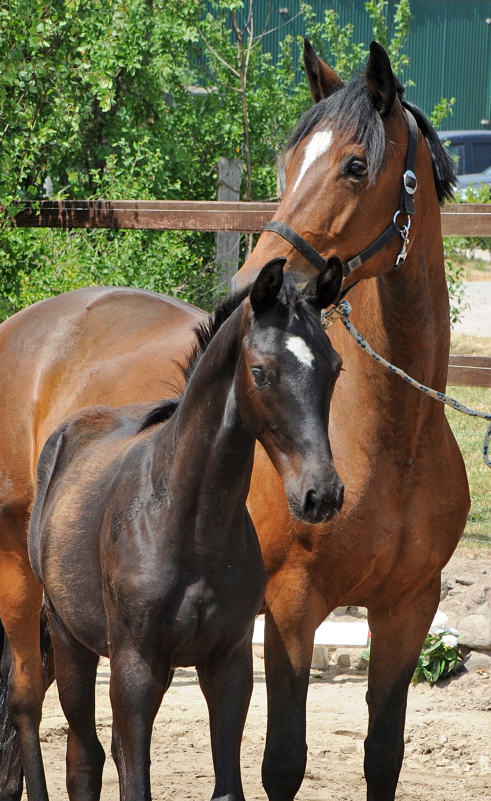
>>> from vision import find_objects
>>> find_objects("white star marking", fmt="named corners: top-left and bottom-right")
top-left (286, 335), bottom-right (314, 368)
top-left (292, 129), bottom-right (332, 193)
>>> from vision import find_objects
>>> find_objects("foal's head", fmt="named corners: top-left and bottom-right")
top-left (237, 257), bottom-right (344, 524)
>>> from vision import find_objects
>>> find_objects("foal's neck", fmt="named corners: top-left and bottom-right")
top-left (155, 310), bottom-right (255, 543)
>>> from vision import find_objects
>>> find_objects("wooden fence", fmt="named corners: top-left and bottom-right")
top-left (8, 200), bottom-right (491, 236)
top-left (5, 200), bottom-right (491, 388)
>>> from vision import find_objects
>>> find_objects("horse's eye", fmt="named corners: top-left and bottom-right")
top-left (344, 159), bottom-right (368, 178)
top-left (251, 367), bottom-right (268, 387)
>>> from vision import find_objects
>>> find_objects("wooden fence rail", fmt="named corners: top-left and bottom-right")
top-left (447, 356), bottom-right (491, 389)
top-left (4, 200), bottom-right (491, 389)
top-left (7, 201), bottom-right (491, 237)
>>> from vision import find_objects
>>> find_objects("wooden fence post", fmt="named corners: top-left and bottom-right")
top-left (216, 157), bottom-right (243, 289)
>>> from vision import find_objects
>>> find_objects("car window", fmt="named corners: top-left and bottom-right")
top-left (445, 143), bottom-right (463, 174)
top-left (471, 143), bottom-right (491, 173)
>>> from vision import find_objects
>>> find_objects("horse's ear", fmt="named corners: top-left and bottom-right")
top-left (303, 39), bottom-right (344, 102)
top-left (304, 256), bottom-right (343, 311)
top-left (365, 40), bottom-right (397, 117)
top-left (250, 258), bottom-right (286, 314)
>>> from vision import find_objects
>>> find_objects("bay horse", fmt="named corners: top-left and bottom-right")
top-left (0, 39), bottom-right (468, 801)
top-left (26, 257), bottom-right (343, 801)
top-left (233, 41), bottom-right (469, 801)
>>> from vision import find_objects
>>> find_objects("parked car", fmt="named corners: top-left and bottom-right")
top-left (453, 165), bottom-right (491, 199)
top-left (437, 130), bottom-right (491, 175)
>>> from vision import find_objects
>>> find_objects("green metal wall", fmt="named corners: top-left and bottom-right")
top-left (247, 1), bottom-right (491, 130)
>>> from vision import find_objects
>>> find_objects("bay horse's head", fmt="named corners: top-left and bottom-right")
top-left (234, 40), bottom-right (455, 292)
top-left (237, 256), bottom-right (344, 524)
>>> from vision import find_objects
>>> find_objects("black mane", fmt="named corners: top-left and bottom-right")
top-left (287, 77), bottom-right (455, 204)
top-left (138, 275), bottom-right (309, 432)
top-left (401, 99), bottom-right (455, 204)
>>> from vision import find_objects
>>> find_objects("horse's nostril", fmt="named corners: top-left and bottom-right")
top-left (334, 483), bottom-right (344, 511)
top-left (303, 488), bottom-right (320, 517)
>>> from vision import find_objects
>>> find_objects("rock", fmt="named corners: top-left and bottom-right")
top-left (464, 650), bottom-right (491, 673)
top-left (440, 579), bottom-right (450, 601)
top-left (455, 575), bottom-right (475, 586)
top-left (457, 614), bottom-right (491, 649)
top-left (464, 582), bottom-right (488, 609)
top-left (311, 645), bottom-right (335, 670)
top-left (337, 652), bottom-right (351, 668)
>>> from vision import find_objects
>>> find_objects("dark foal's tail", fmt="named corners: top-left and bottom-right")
top-left (0, 618), bottom-right (23, 801)
top-left (0, 609), bottom-right (53, 801)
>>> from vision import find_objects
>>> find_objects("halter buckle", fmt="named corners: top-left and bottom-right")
top-left (321, 302), bottom-right (351, 330)
top-left (403, 169), bottom-right (417, 195)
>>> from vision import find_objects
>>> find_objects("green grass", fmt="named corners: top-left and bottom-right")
top-left (445, 385), bottom-right (491, 546)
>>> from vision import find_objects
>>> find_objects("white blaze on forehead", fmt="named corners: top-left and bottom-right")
top-left (292, 129), bottom-right (332, 193)
top-left (286, 335), bottom-right (314, 368)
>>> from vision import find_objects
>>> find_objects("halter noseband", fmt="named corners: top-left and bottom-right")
top-left (263, 109), bottom-right (419, 279)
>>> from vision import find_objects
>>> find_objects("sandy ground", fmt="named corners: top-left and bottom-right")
top-left (29, 548), bottom-right (491, 801)
top-left (453, 281), bottom-right (491, 337)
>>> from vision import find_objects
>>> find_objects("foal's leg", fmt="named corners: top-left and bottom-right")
top-left (260, 571), bottom-right (325, 801)
top-left (0, 538), bottom-right (48, 801)
top-left (109, 646), bottom-right (167, 801)
top-left (197, 629), bottom-right (254, 801)
top-left (364, 575), bottom-right (441, 801)
top-left (46, 601), bottom-right (105, 801)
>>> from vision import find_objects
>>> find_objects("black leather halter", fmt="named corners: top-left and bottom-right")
top-left (263, 109), bottom-right (419, 279)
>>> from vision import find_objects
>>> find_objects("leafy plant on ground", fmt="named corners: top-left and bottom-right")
top-left (362, 611), bottom-right (464, 685)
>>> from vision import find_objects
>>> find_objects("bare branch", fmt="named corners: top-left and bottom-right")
top-left (192, 45), bottom-right (242, 92)
top-left (197, 27), bottom-right (240, 78)
top-left (254, 11), bottom-right (304, 44)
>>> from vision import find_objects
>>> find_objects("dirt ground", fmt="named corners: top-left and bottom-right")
top-left (30, 547), bottom-right (491, 801)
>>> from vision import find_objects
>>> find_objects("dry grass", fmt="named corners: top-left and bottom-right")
top-left (445, 385), bottom-right (491, 548)
top-left (450, 333), bottom-right (491, 355)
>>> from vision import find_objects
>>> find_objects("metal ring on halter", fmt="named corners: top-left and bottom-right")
top-left (393, 210), bottom-right (411, 231)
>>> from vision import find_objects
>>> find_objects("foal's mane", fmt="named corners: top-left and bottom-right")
top-left (287, 76), bottom-right (455, 204)
top-left (138, 275), bottom-right (307, 432)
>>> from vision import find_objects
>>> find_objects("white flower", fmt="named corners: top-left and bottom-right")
top-left (429, 610), bottom-right (449, 636)
top-left (441, 633), bottom-right (458, 650)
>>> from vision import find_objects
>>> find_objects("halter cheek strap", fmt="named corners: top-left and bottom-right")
top-left (264, 109), bottom-right (419, 279)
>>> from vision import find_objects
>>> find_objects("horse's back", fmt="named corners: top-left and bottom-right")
top-left (0, 286), bottom-right (205, 513)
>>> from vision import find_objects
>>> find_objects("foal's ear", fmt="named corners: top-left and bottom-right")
top-left (365, 41), bottom-right (397, 117)
top-left (250, 258), bottom-right (286, 314)
top-left (304, 256), bottom-right (343, 311)
top-left (303, 39), bottom-right (344, 102)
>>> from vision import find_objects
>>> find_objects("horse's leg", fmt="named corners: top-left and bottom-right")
top-left (260, 571), bottom-right (324, 801)
top-left (0, 538), bottom-right (48, 801)
top-left (197, 630), bottom-right (254, 801)
top-left (109, 646), bottom-right (167, 801)
top-left (364, 575), bottom-right (441, 801)
top-left (45, 599), bottom-right (105, 801)
top-left (0, 619), bottom-right (24, 801)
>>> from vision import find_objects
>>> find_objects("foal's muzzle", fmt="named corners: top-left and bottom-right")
top-left (289, 478), bottom-right (344, 524)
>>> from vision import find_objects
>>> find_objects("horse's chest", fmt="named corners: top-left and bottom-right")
top-left (107, 560), bottom-right (263, 667)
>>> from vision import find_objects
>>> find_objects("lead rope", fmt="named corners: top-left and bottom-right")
top-left (322, 300), bottom-right (491, 469)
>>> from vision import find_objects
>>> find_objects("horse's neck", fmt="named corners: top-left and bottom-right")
top-left (155, 313), bottom-right (254, 544)
top-left (331, 222), bottom-right (450, 451)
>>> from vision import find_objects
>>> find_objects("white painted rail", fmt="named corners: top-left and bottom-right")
top-left (252, 618), bottom-right (369, 647)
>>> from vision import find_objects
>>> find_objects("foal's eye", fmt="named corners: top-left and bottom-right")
top-left (344, 159), bottom-right (368, 178)
top-left (251, 367), bottom-right (268, 387)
